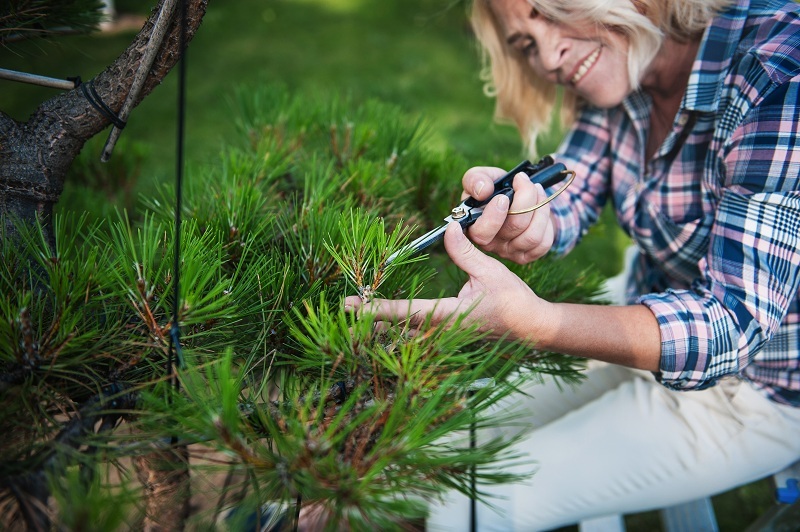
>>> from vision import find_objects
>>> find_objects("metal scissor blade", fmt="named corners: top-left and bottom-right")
top-left (385, 223), bottom-right (448, 266)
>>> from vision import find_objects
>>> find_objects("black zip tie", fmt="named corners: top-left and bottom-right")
top-left (169, 323), bottom-right (185, 369)
top-left (80, 79), bottom-right (126, 130)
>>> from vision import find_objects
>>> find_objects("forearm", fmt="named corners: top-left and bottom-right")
top-left (522, 301), bottom-right (662, 372)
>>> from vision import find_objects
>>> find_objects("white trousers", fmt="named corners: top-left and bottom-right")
top-left (425, 360), bottom-right (800, 531)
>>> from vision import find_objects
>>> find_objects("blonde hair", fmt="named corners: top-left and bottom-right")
top-left (470, 0), bottom-right (734, 152)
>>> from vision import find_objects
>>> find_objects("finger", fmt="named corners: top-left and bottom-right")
top-left (505, 184), bottom-right (555, 263)
top-left (497, 172), bottom-right (539, 238)
top-left (343, 295), bottom-right (363, 313)
top-left (467, 192), bottom-right (509, 247)
top-left (356, 296), bottom-right (443, 327)
top-left (443, 222), bottom-right (505, 282)
top-left (372, 320), bottom-right (392, 335)
top-left (526, 183), bottom-right (553, 242)
top-left (344, 309), bottom-right (433, 338)
top-left (470, 172), bottom-right (537, 248)
top-left (461, 166), bottom-right (506, 201)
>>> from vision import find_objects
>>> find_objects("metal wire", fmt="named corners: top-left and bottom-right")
top-left (507, 170), bottom-right (576, 215)
top-left (167, 0), bottom-right (188, 392)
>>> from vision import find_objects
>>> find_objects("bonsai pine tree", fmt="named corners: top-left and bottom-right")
top-left (1, 4), bottom-right (603, 531)
top-left (1, 81), bottom-right (603, 529)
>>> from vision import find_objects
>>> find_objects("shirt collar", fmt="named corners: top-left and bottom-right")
top-left (683, 0), bottom-right (751, 112)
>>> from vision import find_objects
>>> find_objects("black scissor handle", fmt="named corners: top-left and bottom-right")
top-left (463, 156), bottom-right (566, 209)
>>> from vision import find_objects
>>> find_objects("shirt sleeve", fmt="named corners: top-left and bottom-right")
top-left (639, 76), bottom-right (800, 391)
top-left (549, 106), bottom-right (614, 255)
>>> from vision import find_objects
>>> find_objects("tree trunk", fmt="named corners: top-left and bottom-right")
top-left (134, 446), bottom-right (192, 531)
top-left (0, 0), bottom-right (209, 243)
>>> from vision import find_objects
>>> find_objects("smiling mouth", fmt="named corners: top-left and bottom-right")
top-left (571, 47), bottom-right (602, 85)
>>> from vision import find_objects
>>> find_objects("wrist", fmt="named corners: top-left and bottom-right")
top-left (511, 294), bottom-right (557, 348)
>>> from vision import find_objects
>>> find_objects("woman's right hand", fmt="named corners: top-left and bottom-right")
top-left (460, 166), bottom-right (556, 264)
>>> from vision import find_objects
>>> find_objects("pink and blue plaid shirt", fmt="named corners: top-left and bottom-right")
top-left (549, 0), bottom-right (800, 406)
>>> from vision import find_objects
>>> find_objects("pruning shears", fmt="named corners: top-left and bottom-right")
top-left (385, 156), bottom-right (575, 265)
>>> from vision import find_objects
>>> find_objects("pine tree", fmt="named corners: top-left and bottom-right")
top-left (1, 83), bottom-right (604, 530)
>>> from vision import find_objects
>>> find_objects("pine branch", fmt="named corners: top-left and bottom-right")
top-left (0, 383), bottom-right (137, 530)
top-left (0, 0), bottom-right (105, 45)
top-left (324, 209), bottom-right (424, 303)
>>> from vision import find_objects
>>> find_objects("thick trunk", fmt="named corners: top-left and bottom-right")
top-left (134, 446), bottom-right (192, 531)
top-left (0, 0), bottom-right (208, 241)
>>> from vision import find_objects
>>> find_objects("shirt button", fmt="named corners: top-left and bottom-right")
top-left (677, 114), bottom-right (689, 126)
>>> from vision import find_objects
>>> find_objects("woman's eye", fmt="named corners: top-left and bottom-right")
top-left (522, 40), bottom-right (538, 56)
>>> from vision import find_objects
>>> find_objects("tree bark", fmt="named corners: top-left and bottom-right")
top-left (0, 0), bottom-right (209, 242)
top-left (134, 446), bottom-right (192, 531)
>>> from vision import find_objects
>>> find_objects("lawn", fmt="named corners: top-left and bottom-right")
top-left (0, 1), bottom-right (777, 529)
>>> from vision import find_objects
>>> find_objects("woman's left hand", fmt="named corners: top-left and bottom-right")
top-left (343, 222), bottom-right (547, 340)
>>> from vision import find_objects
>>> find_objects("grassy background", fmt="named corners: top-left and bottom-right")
top-left (0, 0), bottom-right (779, 529)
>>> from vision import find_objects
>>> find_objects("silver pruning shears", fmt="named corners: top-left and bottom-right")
top-left (385, 156), bottom-right (575, 265)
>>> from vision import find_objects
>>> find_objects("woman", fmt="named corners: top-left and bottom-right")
top-left (346, 0), bottom-right (800, 529)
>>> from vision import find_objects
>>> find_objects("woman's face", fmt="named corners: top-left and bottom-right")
top-left (491, 0), bottom-right (632, 108)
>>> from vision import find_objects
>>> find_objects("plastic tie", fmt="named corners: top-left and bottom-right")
top-left (80, 79), bottom-right (127, 130)
top-left (169, 323), bottom-right (185, 369)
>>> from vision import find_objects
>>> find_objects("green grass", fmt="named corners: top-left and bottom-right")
top-left (0, 1), bottom-right (777, 529)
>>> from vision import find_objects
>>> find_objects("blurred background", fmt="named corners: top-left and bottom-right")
top-left (2, 0), bottom-right (522, 184)
top-left (0, 0), bottom-right (776, 529)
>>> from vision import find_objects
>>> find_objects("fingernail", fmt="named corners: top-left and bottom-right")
top-left (496, 194), bottom-right (509, 210)
top-left (474, 180), bottom-right (485, 197)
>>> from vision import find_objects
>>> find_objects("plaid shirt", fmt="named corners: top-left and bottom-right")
top-left (549, 0), bottom-right (800, 406)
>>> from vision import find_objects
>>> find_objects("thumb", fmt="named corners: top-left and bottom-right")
top-left (443, 222), bottom-right (502, 279)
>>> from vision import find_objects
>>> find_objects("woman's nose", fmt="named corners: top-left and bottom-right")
top-left (534, 25), bottom-right (569, 78)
